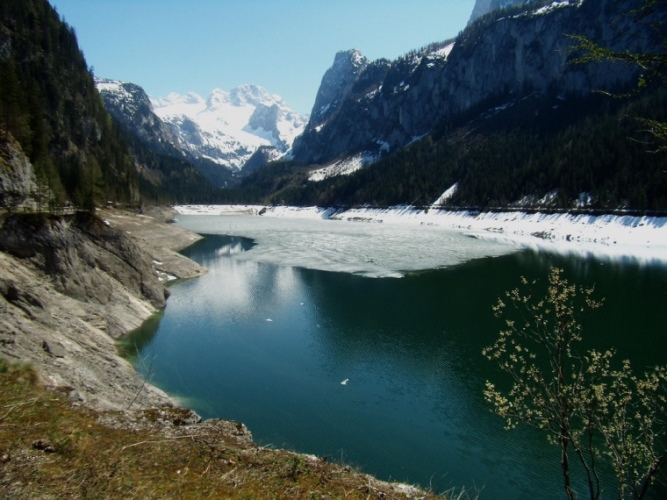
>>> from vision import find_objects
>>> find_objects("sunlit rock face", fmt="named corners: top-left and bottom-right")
top-left (95, 78), bottom-right (182, 158)
top-left (292, 0), bottom-right (654, 167)
top-left (468, 0), bottom-right (530, 23)
top-left (0, 133), bottom-right (37, 210)
top-left (308, 49), bottom-right (371, 130)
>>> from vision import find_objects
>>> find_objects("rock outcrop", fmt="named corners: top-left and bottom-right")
top-left (469, 0), bottom-right (531, 23)
top-left (0, 209), bottom-right (205, 410)
top-left (0, 132), bottom-right (37, 211)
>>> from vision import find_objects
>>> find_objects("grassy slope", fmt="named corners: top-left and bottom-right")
top-left (0, 359), bottom-right (448, 499)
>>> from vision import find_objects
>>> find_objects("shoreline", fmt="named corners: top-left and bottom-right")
top-left (0, 207), bottom-right (437, 498)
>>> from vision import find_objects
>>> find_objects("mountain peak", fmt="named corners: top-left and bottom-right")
top-left (308, 49), bottom-right (370, 127)
top-left (469, 0), bottom-right (532, 23)
top-left (152, 91), bottom-right (205, 109)
top-left (229, 84), bottom-right (275, 107)
top-left (205, 88), bottom-right (230, 111)
top-left (146, 83), bottom-right (306, 171)
top-left (334, 49), bottom-right (367, 68)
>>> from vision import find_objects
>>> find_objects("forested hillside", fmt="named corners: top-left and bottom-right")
top-left (279, 88), bottom-right (667, 211)
top-left (0, 0), bottom-right (217, 210)
top-left (222, 86), bottom-right (666, 212)
top-left (3, 0), bottom-right (663, 212)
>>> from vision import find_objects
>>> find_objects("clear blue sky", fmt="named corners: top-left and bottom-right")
top-left (50, 0), bottom-right (476, 115)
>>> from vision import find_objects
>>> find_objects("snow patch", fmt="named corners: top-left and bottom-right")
top-left (432, 183), bottom-right (459, 206)
top-left (512, 190), bottom-right (560, 208)
top-left (533, 0), bottom-right (582, 16)
top-left (433, 42), bottom-right (455, 59)
top-left (175, 205), bottom-right (265, 216)
top-left (308, 153), bottom-right (379, 182)
top-left (504, 0), bottom-right (583, 20)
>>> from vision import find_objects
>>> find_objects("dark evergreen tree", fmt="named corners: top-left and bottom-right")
top-left (0, 0), bottom-right (220, 209)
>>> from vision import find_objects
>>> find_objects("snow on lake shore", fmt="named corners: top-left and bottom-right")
top-left (174, 205), bottom-right (667, 266)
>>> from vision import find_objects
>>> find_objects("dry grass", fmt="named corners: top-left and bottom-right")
top-left (0, 358), bottom-right (451, 499)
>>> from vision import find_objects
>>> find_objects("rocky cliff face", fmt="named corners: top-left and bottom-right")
top-left (308, 49), bottom-right (371, 129)
top-left (469, 0), bottom-right (531, 23)
top-left (292, 0), bottom-right (652, 167)
top-left (0, 210), bottom-right (204, 410)
top-left (95, 78), bottom-right (182, 159)
top-left (0, 212), bottom-right (167, 316)
top-left (0, 132), bottom-right (37, 210)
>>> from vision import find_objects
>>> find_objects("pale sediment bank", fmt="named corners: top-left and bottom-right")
top-left (101, 207), bottom-right (207, 283)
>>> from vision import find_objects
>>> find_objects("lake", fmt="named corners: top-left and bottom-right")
top-left (122, 215), bottom-right (667, 498)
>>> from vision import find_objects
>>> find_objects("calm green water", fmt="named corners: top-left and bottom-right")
top-left (123, 231), bottom-right (667, 498)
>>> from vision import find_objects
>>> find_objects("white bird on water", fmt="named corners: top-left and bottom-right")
top-left (341, 379), bottom-right (349, 385)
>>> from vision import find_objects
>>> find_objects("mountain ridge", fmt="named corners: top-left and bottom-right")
top-left (469, 0), bottom-right (532, 23)
top-left (291, 0), bottom-right (640, 168)
top-left (150, 84), bottom-right (307, 171)
top-left (232, 0), bottom-right (667, 211)
top-left (96, 78), bottom-right (308, 186)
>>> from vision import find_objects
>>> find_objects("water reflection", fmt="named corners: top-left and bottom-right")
top-left (124, 234), bottom-right (667, 498)
top-left (118, 311), bottom-right (163, 360)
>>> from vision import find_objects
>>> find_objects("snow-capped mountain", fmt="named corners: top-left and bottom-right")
top-left (292, 41), bottom-right (457, 165)
top-left (151, 84), bottom-right (307, 171)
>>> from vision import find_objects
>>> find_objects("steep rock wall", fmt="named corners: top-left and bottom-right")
top-left (0, 211), bottom-right (204, 410)
top-left (0, 132), bottom-right (37, 210)
top-left (292, 0), bottom-right (656, 166)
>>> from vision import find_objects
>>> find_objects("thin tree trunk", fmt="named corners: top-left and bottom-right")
top-left (561, 436), bottom-right (575, 500)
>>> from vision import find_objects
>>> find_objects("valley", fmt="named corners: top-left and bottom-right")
top-left (1, 0), bottom-right (666, 497)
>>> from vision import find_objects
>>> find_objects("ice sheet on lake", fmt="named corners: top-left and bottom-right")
top-left (174, 205), bottom-right (667, 275)
top-left (173, 214), bottom-right (517, 278)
